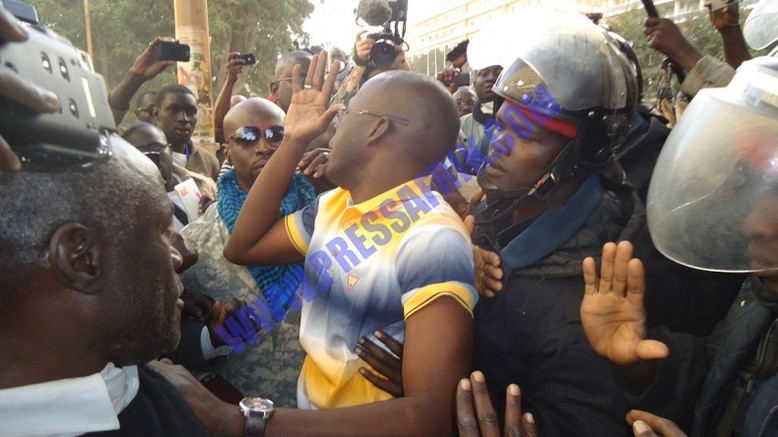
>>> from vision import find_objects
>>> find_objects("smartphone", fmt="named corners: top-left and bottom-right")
top-left (453, 72), bottom-right (471, 87)
top-left (238, 53), bottom-right (256, 65)
top-left (156, 42), bottom-right (191, 62)
top-left (709, 0), bottom-right (738, 11)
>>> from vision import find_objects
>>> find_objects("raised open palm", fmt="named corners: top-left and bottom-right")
top-left (284, 51), bottom-right (340, 147)
top-left (580, 241), bottom-right (669, 366)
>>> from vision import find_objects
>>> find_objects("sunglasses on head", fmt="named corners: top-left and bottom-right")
top-left (231, 126), bottom-right (285, 148)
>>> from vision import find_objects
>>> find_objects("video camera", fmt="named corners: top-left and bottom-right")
top-left (0, 0), bottom-right (115, 169)
top-left (355, 0), bottom-right (408, 69)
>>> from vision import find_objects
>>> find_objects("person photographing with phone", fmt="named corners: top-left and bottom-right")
top-left (214, 51), bottom-right (255, 144)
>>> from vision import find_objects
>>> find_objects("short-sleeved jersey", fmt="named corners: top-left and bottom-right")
top-left (284, 176), bottom-right (478, 409)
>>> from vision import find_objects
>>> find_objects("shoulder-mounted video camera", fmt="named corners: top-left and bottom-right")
top-left (0, 0), bottom-right (115, 169)
top-left (355, 0), bottom-right (408, 69)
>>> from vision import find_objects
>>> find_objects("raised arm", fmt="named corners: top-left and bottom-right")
top-left (213, 52), bottom-right (245, 130)
top-left (707, 2), bottom-right (750, 69)
top-left (223, 52), bottom-right (340, 266)
top-left (108, 37), bottom-right (175, 125)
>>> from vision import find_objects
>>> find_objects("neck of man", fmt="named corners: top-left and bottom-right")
top-left (0, 287), bottom-right (109, 389)
top-left (345, 163), bottom-right (423, 205)
top-left (169, 139), bottom-right (190, 155)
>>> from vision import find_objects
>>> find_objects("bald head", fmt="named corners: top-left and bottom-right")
top-left (361, 71), bottom-right (460, 165)
top-left (224, 97), bottom-right (285, 135)
top-left (230, 94), bottom-right (247, 107)
top-left (274, 50), bottom-right (312, 79)
top-left (273, 51), bottom-right (312, 112)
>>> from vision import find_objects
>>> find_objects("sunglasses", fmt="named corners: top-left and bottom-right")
top-left (231, 126), bottom-right (285, 148)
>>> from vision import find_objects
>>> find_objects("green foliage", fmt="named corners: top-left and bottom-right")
top-left (25, 0), bottom-right (314, 107)
top-left (603, 5), bottom-right (762, 105)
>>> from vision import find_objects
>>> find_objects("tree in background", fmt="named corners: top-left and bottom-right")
top-left (26, 0), bottom-right (313, 119)
top-left (604, 4), bottom-right (767, 106)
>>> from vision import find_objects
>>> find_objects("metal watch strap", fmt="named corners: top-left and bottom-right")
top-left (243, 413), bottom-right (267, 437)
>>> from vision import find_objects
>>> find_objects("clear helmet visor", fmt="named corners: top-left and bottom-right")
top-left (647, 57), bottom-right (778, 273)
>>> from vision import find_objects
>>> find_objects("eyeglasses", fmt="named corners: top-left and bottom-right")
top-left (230, 126), bottom-right (285, 148)
top-left (338, 106), bottom-right (410, 126)
top-left (271, 76), bottom-right (306, 87)
top-left (135, 142), bottom-right (169, 154)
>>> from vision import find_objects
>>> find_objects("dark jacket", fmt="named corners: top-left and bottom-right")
top-left (473, 180), bottom-right (641, 436)
top-left (86, 364), bottom-right (208, 436)
top-left (472, 170), bottom-right (741, 435)
top-left (631, 276), bottom-right (778, 436)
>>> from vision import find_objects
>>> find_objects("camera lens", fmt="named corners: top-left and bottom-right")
top-left (370, 39), bottom-right (396, 69)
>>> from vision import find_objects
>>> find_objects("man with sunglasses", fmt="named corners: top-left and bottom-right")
top-left (178, 97), bottom-right (316, 406)
top-left (151, 53), bottom-right (477, 436)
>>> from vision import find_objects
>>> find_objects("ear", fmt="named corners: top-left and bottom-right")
top-left (48, 223), bottom-right (102, 294)
top-left (365, 118), bottom-right (390, 145)
top-left (269, 81), bottom-right (279, 97)
top-left (152, 107), bottom-right (160, 124)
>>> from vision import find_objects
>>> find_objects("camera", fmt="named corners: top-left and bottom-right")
top-left (238, 53), bottom-right (256, 65)
top-left (0, 0), bottom-right (115, 168)
top-left (155, 41), bottom-right (191, 62)
top-left (356, 0), bottom-right (408, 69)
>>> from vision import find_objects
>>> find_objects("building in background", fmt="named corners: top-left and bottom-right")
top-left (406, 0), bottom-right (759, 76)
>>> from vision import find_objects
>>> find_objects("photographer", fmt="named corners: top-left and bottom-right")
top-left (0, 6), bottom-right (59, 171)
top-left (213, 52), bottom-right (248, 143)
top-left (331, 30), bottom-right (409, 110)
top-left (108, 36), bottom-right (176, 126)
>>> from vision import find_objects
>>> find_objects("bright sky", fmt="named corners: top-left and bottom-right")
top-left (303, 0), bottom-right (445, 50)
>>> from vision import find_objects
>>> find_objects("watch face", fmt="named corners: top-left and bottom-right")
top-left (240, 397), bottom-right (274, 413)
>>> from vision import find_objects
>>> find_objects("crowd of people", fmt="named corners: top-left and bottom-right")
top-left (0, 1), bottom-right (777, 436)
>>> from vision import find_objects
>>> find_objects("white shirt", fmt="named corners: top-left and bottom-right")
top-left (0, 363), bottom-right (139, 437)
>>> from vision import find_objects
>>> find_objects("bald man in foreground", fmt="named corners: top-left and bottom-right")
top-left (152, 53), bottom-right (477, 435)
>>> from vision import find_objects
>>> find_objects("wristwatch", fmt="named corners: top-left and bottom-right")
top-left (239, 397), bottom-right (274, 437)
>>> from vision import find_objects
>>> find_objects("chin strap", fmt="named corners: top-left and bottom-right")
top-left (474, 135), bottom-right (607, 249)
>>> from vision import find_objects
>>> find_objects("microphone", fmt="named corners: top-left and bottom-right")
top-left (356, 0), bottom-right (392, 26)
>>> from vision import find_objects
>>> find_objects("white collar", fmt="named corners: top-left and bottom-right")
top-left (0, 363), bottom-right (140, 437)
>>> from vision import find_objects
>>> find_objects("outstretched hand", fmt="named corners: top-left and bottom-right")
top-left (580, 241), bottom-right (669, 367)
top-left (456, 371), bottom-right (537, 437)
top-left (284, 51), bottom-right (340, 148)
